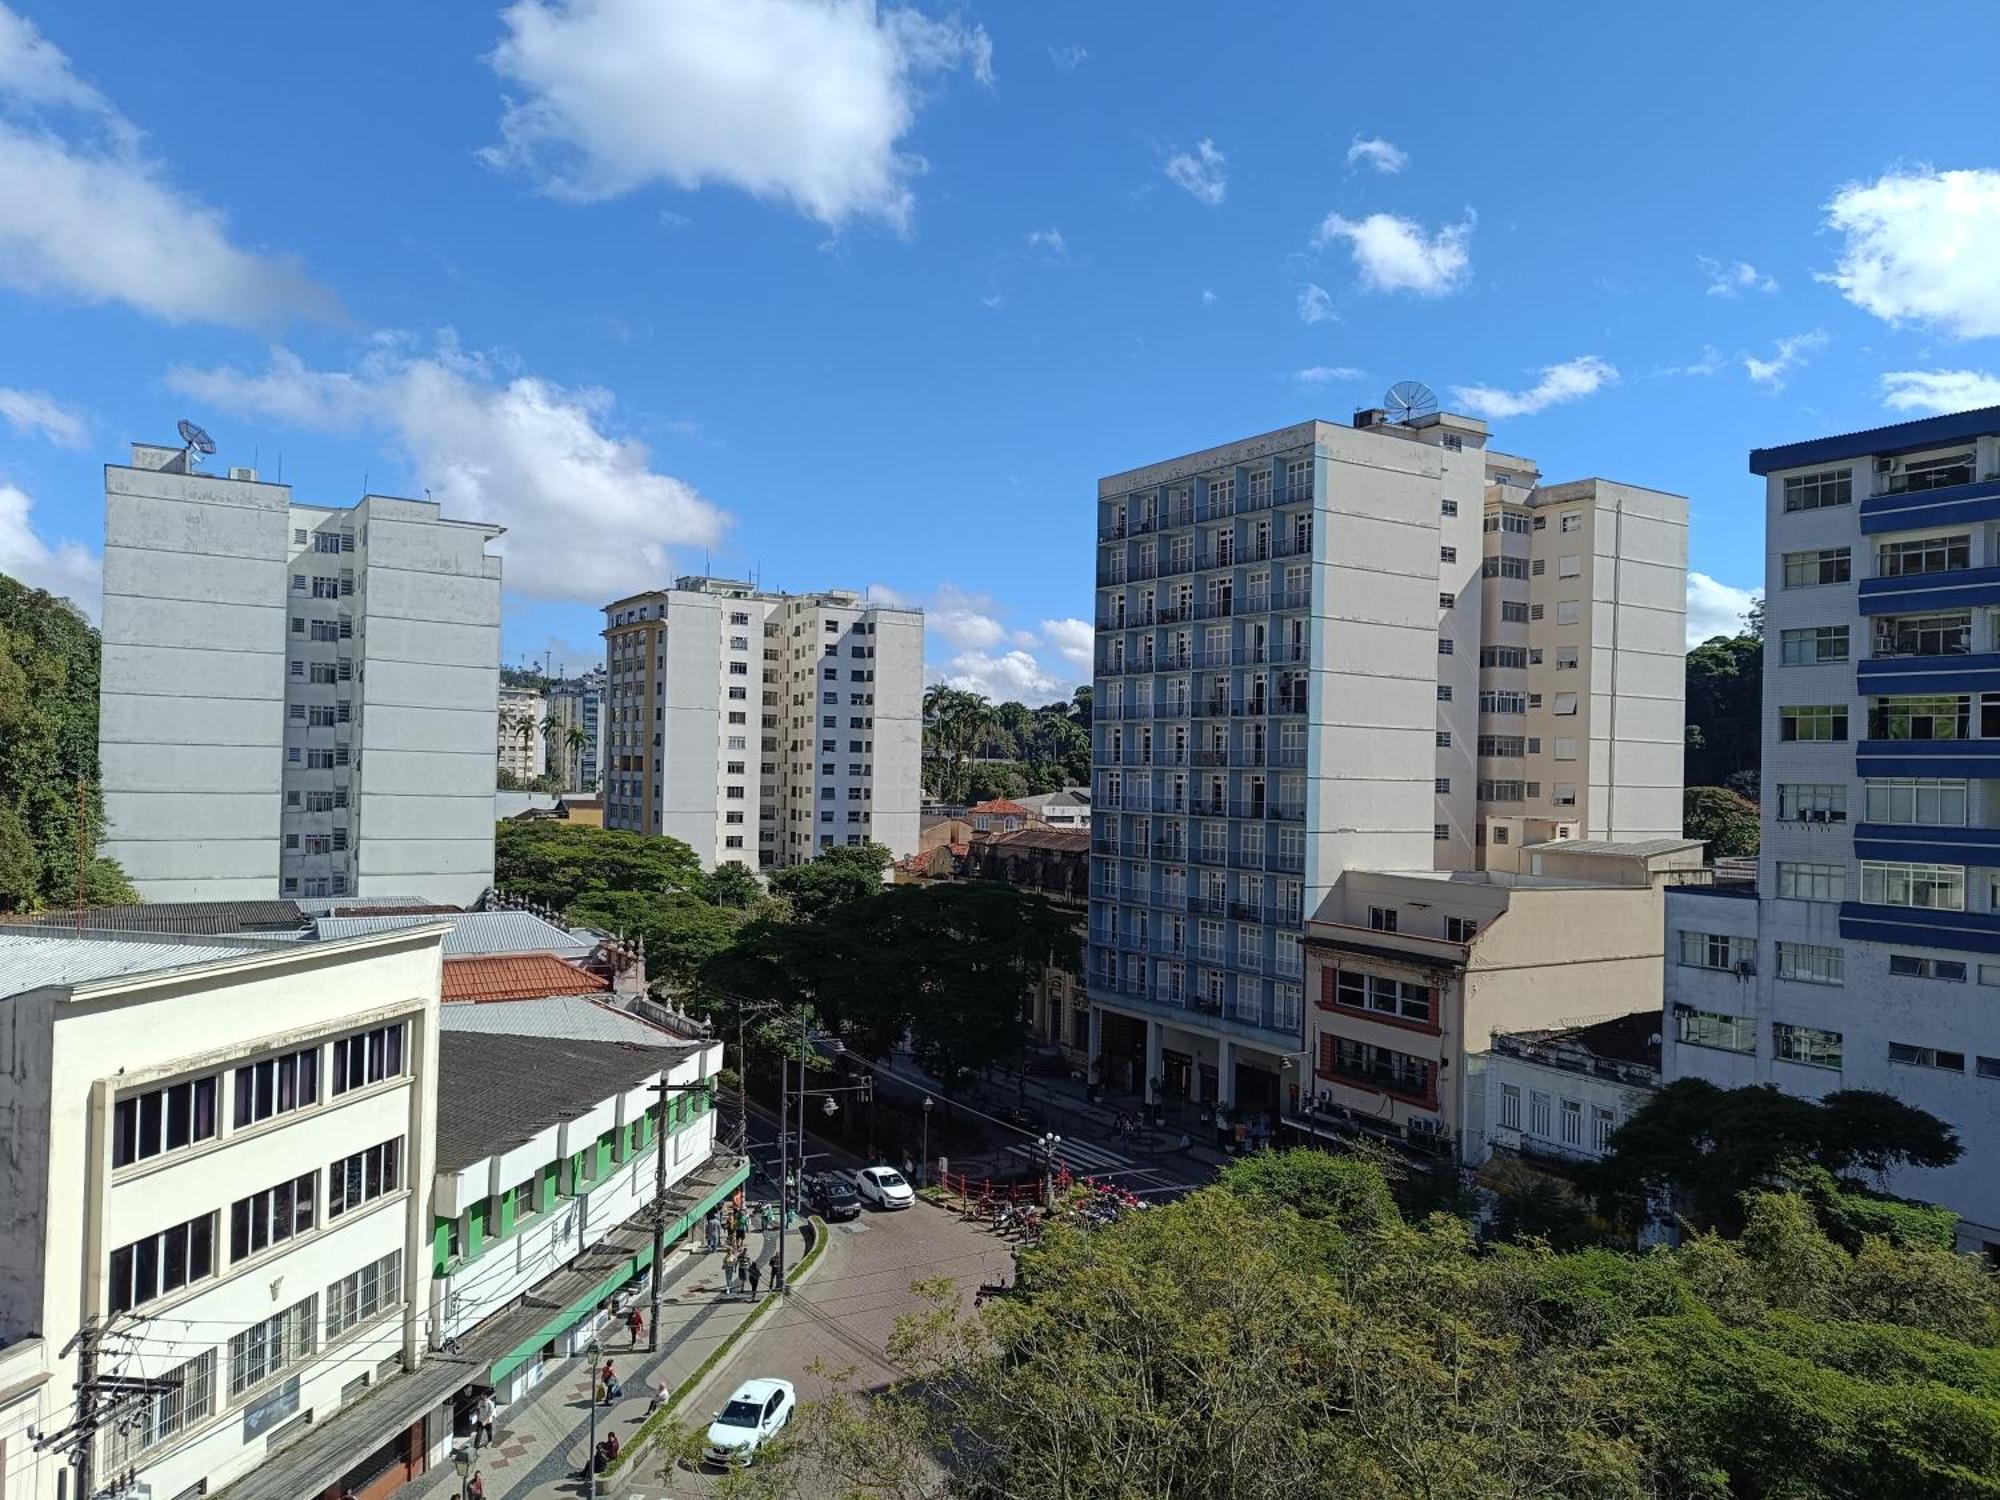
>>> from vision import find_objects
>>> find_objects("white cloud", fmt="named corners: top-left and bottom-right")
top-left (0, 482), bottom-right (98, 614)
top-left (1821, 167), bottom-right (2000, 338)
top-left (1698, 256), bottom-right (1778, 297)
top-left (1025, 227), bottom-right (1066, 258)
top-left (928, 583), bottom-right (1011, 651)
top-left (1346, 135), bottom-right (1407, 174)
top-left (1451, 356), bottom-right (1617, 419)
top-left (1294, 366), bottom-right (1363, 385)
top-left (1661, 345), bottom-right (1727, 378)
top-left (865, 581), bottom-right (916, 608)
top-left (939, 647), bottom-right (1062, 703)
top-left (1047, 43), bottom-right (1087, 69)
top-left (1039, 617), bottom-right (1093, 669)
top-left (0, 386), bottom-right (87, 447)
top-left (1743, 330), bottom-right (1828, 390)
top-left (483, 0), bottom-right (990, 233)
top-left (1313, 209), bottom-right (1473, 296)
top-left (1296, 283), bottom-right (1335, 324)
top-left (0, 4), bottom-right (333, 326)
top-left (1163, 138), bottom-right (1226, 206)
top-left (1686, 572), bottom-right (1757, 647)
top-left (1880, 368), bottom-right (2000, 414)
top-left (168, 340), bottom-right (728, 605)
top-left (1200, 288), bottom-right (1216, 305)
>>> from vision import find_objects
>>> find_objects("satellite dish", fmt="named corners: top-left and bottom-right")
top-left (177, 419), bottom-right (216, 456)
top-left (1383, 381), bottom-right (1438, 422)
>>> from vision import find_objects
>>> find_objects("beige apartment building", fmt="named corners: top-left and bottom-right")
top-left (602, 577), bottom-right (923, 869)
top-left (496, 685), bottom-right (546, 782)
top-left (1296, 839), bottom-right (1703, 1152)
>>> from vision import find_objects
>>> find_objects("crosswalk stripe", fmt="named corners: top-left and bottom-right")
top-left (1003, 1138), bottom-right (1128, 1174)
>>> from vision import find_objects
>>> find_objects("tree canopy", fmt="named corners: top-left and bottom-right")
top-left (1682, 784), bottom-right (1760, 857)
top-left (923, 683), bottom-right (1090, 803)
top-left (765, 842), bottom-right (893, 923)
top-left (1685, 629), bottom-right (1762, 797)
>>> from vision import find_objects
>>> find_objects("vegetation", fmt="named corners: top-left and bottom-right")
top-left (720, 1151), bottom-right (2000, 1499)
top-left (1684, 625), bottom-right (1762, 800)
top-left (0, 575), bottom-right (138, 911)
top-left (923, 684), bottom-right (1091, 804)
top-left (1681, 784), bottom-right (1760, 857)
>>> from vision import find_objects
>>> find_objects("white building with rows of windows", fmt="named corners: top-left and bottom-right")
top-left (1664, 404), bottom-right (2000, 1254)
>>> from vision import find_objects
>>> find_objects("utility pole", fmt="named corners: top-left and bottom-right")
top-left (647, 1067), bottom-right (712, 1353)
top-left (37, 1316), bottom-right (176, 1500)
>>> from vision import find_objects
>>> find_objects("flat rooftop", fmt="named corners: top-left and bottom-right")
top-left (314, 910), bottom-right (593, 958)
top-left (0, 931), bottom-right (260, 997)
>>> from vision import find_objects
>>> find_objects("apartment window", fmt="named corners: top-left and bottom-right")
top-left (1780, 704), bottom-right (1848, 742)
top-left (111, 1075), bottom-right (220, 1168)
top-left (1483, 556), bottom-right (1528, 580)
top-left (1481, 646), bottom-right (1528, 669)
top-left (1558, 555), bottom-right (1581, 578)
top-left (108, 1212), bottom-right (216, 1312)
top-left (1679, 931), bottom-right (1755, 971)
top-left (1326, 1036), bottom-right (1433, 1100)
top-left (1435, 731), bottom-right (1452, 749)
top-left (1500, 512), bottom-right (1531, 535)
top-left (1780, 626), bottom-right (1850, 665)
top-left (1889, 1042), bottom-right (1965, 1072)
top-left (1775, 861), bottom-right (1845, 902)
top-left (1553, 737), bottom-right (1577, 760)
top-left (1782, 547), bottom-right (1852, 588)
top-left (1500, 601), bottom-right (1528, 624)
top-left (1875, 613), bottom-right (1972, 660)
top-left (1492, 825), bottom-right (1510, 844)
top-left (314, 533), bottom-right (342, 554)
top-left (1776, 942), bottom-right (1844, 985)
top-left (1499, 1084), bottom-right (1521, 1129)
top-left (1445, 916), bottom-right (1478, 942)
top-left (1439, 593), bottom-right (1455, 608)
top-left (1367, 906), bottom-right (1398, 933)
top-left (1440, 546), bottom-right (1457, 564)
top-left (1528, 1091), bottom-right (1551, 1136)
top-left (1552, 692), bottom-right (1578, 715)
top-left (1433, 823), bottom-right (1450, 841)
top-left (1529, 604), bottom-right (1544, 621)
top-left (230, 1172), bottom-right (318, 1262)
top-left (1439, 638), bottom-right (1454, 655)
top-left (1555, 600), bottom-right (1581, 626)
top-left (1879, 534), bottom-right (1970, 577)
top-left (1441, 499), bottom-right (1459, 517)
top-left (1782, 469), bottom-right (1852, 511)
top-left (98, 1350), bottom-right (216, 1471)
top-left (1674, 1004), bottom-right (1755, 1054)
top-left (331, 1023), bottom-right (406, 1094)
top-left (1479, 691), bottom-right (1527, 715)
top-left (1864, 778), bottom-right (1967, 826)
top-left (1437, 684), bottom-right (1453, 701)
top-left (1333, 969), bottom-right (1431, 1022)
top-left (230, 1295), bottom-right (317, 1398)
top-left (329, 1138), bottom-right (402, 1217)
top-left (1861, 860), bottom-right (1965, 911)
top-left (1556, 1097), bottom-right (1583, 1145)
top-left (1778, 783), bottom-right (1848, 823)
top-left (234, 1047), bottom-right (320, 1128)
top-left (1434, 777), bottom-right (1450, 794)
top-left (327, 1250), bottom-right (402, 1340)
top-left (1479, 780), bottom-right (1526, 803)
top-left (730, 611), bottom-right (751, 626)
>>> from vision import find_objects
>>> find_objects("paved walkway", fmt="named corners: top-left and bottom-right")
top-left (416, 1217), bottom-right (802, 1500)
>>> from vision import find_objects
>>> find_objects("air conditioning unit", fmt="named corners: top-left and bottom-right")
top-left (1407, 1116), bottom-right (1443, 1137)
top-left (1875, 457), bottom-right (1894, 474)
top-left (1734, 959), bottom-right (1756, 979)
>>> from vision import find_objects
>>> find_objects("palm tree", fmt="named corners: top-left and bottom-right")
top-left (923, 684), bottom-right (994, 804)
top-left (565, 724), bottom-right (589, 789)
top-left (540, 714), bottom-right (564, 785)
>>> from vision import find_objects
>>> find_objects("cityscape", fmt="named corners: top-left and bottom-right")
top-left (2, 3), bottom-right (1999, 1497)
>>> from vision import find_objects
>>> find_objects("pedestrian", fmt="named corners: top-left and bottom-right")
top-left (723, 1255), bottom-right (737, 1297)
top-left (769, 1254), bottom-right (784, 1294)
top-left (474, 1389), bottom-right (496, 1447)
top-left (626, 1306), bottom-right (644, 1347)
top-left (902, 1153), bottom-right (915, 1181)
top-left (1177, 1131), bottom-right (1191, 1154)
top-left (705, 1208), bottom-right (721, 1252)
top-left (746, 1257), bottom-right (761, 1297)
top-left (468, 1473), bottom-right (485, 1500)
top-left (600, 1359), bottom-right (621, 1402)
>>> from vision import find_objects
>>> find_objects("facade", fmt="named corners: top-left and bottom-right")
top-left (1295, 842), bottom-right (1693, 1151)
top-left (601, 577), bottom-right (923, 869)
top-left (1663, 404), bottom-right (2000, 1252)
top-left (1086, 415), bottom-right (1687, 1117)
top-left (100, 441), bottom-right (503, 907)
top-left (0, 922), bottom-right (447, 1500)
top-left (545, 669), bottom-right (605, 791)
top-left (496, 686), bottom-right (547, 782)
top-left (1017, 787), bottom-right (1092, 829)
top-left (1467, 1010), bottom-right (1662, 1169)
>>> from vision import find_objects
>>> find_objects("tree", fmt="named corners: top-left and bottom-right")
top-left (570, 888), bottom-right (744, 990)
top-left (1685, 631), bottom-right (1762, 791)
top-left (564, 723), bottom-right (589, 788)
top-left (1682, 784), bottom-right (1759, 856)
top-left (766, 843), bottom-right (892, 923)
top-left (922, 685), bottom-right (993, 803)
top-left (707, 862), bottom-right (764, 910)
top-left (494, 821), bottom-right (706, 910)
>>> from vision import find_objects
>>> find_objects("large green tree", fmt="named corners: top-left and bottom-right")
top-left (1685, 628), bottom-right (1763, 795)
top-left (766, 842), bottom-right (892, 923)
top-left (1682, 784), bottom-right (1760, 856)
top-left (923, 685), bottom-right (1090, 802)
top-left (0, 576), bottom-right (138, 911)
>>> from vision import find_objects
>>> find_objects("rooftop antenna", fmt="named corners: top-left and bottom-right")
top-left (1383, 381), bottom-right (1438, 423)
top-left (176, 419), bottom-right (216, 469)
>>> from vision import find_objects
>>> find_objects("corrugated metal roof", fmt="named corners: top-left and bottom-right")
top-left (436, 1030), bottom-right (698, 1169)
top-left (440, 994), bottom-right (675, 1048)
top-left (312, 911), bottom-right (592, 957)
top-left (1532, 837), bottom-right (1705, 858)
top-left (0, 934), bottom-right (259, 997)
top-left (13, 902), bottom-right (309, 935)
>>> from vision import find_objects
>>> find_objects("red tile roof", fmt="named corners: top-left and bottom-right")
top-left (967, 799), bottom-right (1033, 817)
top-left (442, 953), bottom-right (610, 1003)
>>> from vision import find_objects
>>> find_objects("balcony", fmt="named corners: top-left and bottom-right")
top-left (1151, 841), bottom-right (1188, 862)
top-left (1190, 847), bottom-right (1228, 866)
top-left (1229, 848), bottom-right (1267, 870)
top-left (1188, 796), bottom-right (1227, 815)
top-left (1268, 848), bottom-right (1305, 873)
top-left (1859, 474), bottom-right (2000, 536)
top-left (1853, 822), bottom-right (2000, 866)
top-left (1839, 900), bottom-right (2000, 957)
top-left (1855, 737), bottom-right (2000, 779)
top-left (1095, 610), bottom-right (1155, 630)
top-left (1858, 563), bottom-right (2000, 617)
top-left (1191, 748), bottom-right (1230, 767)
top-left (1858, 649), bottom-right (2000, 697)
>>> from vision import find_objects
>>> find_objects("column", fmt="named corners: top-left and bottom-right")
top-left (1215, 1037), bottom-right (1236, 1111)
top-left (1086, 1005), bottom-right (1103, 1082)
top-left (1144, 1019), bottom-right (1164, 1104)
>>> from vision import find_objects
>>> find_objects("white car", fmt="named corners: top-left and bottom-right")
top-left (704, 1377), bottom-right (795, 1466)
top-left (855, 1165), bottom-right (915, 1210)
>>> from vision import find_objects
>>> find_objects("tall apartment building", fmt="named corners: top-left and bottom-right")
top-left (1087, 414), bottom-right (1685, 1116)
top-left (1664, 404), bottom-right (2000, 1253)
top-left (601, 577), bottom-right (923, 869)
top-left (99, 441), bottom-right (503, 907)
top-left (496, 684), bottom-right (547, 782)
top-left (547, 668), bottom-right (605, 791)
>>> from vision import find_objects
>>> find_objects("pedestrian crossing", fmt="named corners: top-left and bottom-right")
top-left (1003, 1136), bottom-right (1130, 1177)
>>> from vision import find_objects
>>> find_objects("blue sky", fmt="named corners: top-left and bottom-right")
top-left (2, 1), bottom-right (1998, 700)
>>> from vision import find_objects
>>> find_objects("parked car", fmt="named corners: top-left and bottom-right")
top-left (705, 1377), bottom-right (795, 1466)
top-left (854, 1164), bottom-right (916, 1210)
top-left (808, 1172), bottom-right (862, 1221)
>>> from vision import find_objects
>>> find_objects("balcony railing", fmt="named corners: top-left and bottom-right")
top-left (1269, 848), bottom-right (1306, 873)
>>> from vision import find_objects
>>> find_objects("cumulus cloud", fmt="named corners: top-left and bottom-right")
top-left (1451, 356), bottom-right (1617, 419)
top-left (1821, 167), bottom-right (2000, 339)
top-left (1025, 227), bottom-right (1066, 258)
top-left (1313, 209), bottom-right (1472, 296)
top-left (0, 3), bottom-right (333, 326)
top-left (1686, 572), bottom-right (1757, 647)
top-left (879, 583), bottom-right (1089, 698)
top-left (0, 386), bottom-right (87, 447)
top-left (167, 340), bottom-right (728, 604)
top-left (927, 583), bottom-right (1014, 651)
top-left (1698, 256), bottom-right (1778, 297)
top-left (1039, 616), bottom-right (1093, 669)
top-left (1200, 288), bottom-right (1216, 305)
top-left (1296, 283), bottom-right (1335, 324)
top-left (1880, 368), bottom-right (2000, 414)
top-left (1659, 345), bottom-right (1727, 379)
top-left (1164, 138), bottom-right (1226, 205)
top-left (939, 647), bottom-right (1063, 702)
top-left (1743, 330), bottom-right (1828, 390)
top-left (482, 0), bottom-right (991, 233)
top-left (1346, 135), bottom-right (1407, 174)
top-left (1047, 43), bottom-right (1087, 69)
top-left (0, 483), bottom-right (98, 614)
top-left (1295, 366), bottom-right (1364, 385)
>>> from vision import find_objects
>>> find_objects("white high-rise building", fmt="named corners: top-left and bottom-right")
top-left (1086, 412), bottom-right (1686, 1116)
top-left (601, 577), bottom-right (923, 869)
top-left (1664, 404), bottom-right (2000, 1253)
top-left (99, 441), bottom-right (503, 907)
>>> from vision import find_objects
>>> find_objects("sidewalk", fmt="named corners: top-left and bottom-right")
top-left (416, 1219), bottom-right (802, 1500)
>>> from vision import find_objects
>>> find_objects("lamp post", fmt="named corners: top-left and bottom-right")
top-left (453, 1445), bottom-right (470, 1500)
top-left (1039, 1130), bottom-right (1062, 1210)
top-left (585, 1335), bottom-right (602, 1500)
top-left (921, 1096), bottom-right (933, 1188)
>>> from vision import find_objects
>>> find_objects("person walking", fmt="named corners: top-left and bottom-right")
top-left (600, 1359), bottom-right (621, 1403)
top-left (705, 1208), bottom-right (721, 1252)
top-left (626, 1306), bottom-right (644, 1348)
top-left (723, 1254), bottom-right (738, 1297)
top-left (468, 1473), bottom-right (485, 1500)
top-left (474, 1390), bottom-right (496, 1447)
top-left (769, 1253), bottom-right (785, 1295)
top-left (745, 1257), bottom-right (762, 1297)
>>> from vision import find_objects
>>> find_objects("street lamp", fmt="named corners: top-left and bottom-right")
top-left (1039, 1130), bottom-right (1062, 1210)
top-left (585, 1335), bottom-right (602, 1500)
top-left (453, 1445), bottom-right (471, 1500)
top-left (921, 1096), bottom-right (933, 1188)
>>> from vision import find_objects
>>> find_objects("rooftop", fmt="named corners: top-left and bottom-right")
top-left (1530, 837), bottom-right (1706, 859)
top-left (1749, 402), bottom-right (2000, 475)
top-left (440, 994), bottom-right (683, 1048)
top-left (1497, 1009), bottom-right (1663, 1074)
top-left (0, 932), bottom-right (260, 997)
top-left (966, 798), bottom-right (1035, 818)
top-left (442, 954), bottom-right (610, 1003)
top-left (313, 910), bottom-right (593, 958)
top-left (980, 827), bottom-right (1091, 855)
top-left (11, 901), bottom-right (310, 936)
top-left (436, 1031), bottom-right (698, 1171)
